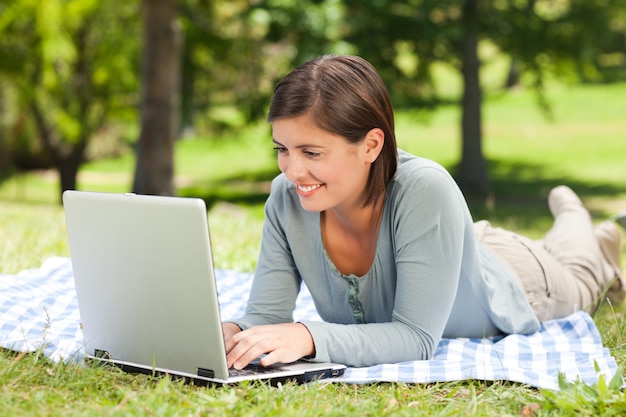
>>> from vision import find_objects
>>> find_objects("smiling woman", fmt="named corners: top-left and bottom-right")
top-left (267, 54), bottom-right (397, 210)
top-left (220, 55), bottom-right (625, 371)
top-left (271, 114), bottom-right (378, 214)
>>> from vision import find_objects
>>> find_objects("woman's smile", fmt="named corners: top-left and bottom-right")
top-left (296, 183), bottom-right (323, 196)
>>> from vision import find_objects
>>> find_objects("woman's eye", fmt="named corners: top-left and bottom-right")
top-left (304, 150), bottom-right (320, 158)
top-left (273, 146), bottom-right (287, 154)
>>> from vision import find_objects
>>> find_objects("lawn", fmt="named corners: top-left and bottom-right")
top-left (1, 82), bottom-right (626, 416)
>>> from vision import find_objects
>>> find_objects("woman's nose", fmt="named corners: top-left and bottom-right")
top-left (281, 154), bottom-right (306, 181)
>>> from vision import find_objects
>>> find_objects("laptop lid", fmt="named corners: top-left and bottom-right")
top-left (63, 190), bottom-right (231, 380)
top-left (62, 190), bottom-right (346, 384)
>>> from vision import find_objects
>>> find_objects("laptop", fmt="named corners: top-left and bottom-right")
top-left (62, 190), bottom-right (346, 385)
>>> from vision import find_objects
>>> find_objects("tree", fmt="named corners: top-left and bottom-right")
top-left (177, 0), bottom-right (346, 136)
top-left (0, 0), bottom-right (140, 202)
top-left (341, 0), bottom-right (626, 194)
top-left (343, 0), bottom-right (491, 192)
top-left (132, 0), bottom-right (181, 196)
top-left (458, 0), bottom-right (487, 192)
top-left (178, 0), bottom-right (273, 134)
top-left (492, 0), bottom-right (626, 86)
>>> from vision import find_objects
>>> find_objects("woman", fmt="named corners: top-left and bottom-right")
top-left (222, 55), bottom-right (625, 370)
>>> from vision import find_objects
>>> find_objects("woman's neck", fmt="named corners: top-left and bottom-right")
top-left (325, 199), bottom-right (383, 236)
top-left (320, 201), bottom-right (384, 277)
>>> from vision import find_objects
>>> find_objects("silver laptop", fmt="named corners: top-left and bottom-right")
top-left (62, 190), bottom-right (345, 385)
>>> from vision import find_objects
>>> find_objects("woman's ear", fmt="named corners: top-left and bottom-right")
top-left (363, 128), bottom-right (385, 163)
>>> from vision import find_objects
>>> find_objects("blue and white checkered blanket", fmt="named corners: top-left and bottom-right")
top-left (0, 257), bottom-right (619, 390)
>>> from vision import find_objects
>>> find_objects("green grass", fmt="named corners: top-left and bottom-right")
top-left (1, 82), bottom-right (626, 415)
top-left (0, 350), bottom-right (550, 416)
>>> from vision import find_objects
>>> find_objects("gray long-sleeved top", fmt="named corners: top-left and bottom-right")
top-left (232, 150), bottom-right (539, 367)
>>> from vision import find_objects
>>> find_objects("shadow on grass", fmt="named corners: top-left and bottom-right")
top-left (458, 159), bottom-right (625, 232)
top-left (178, 157), bottom-right (625, 233)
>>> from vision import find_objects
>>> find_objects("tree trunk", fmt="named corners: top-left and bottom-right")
top-left (458, 0), bottom-right (489, 194)
top-left (0, 91), bottom-right (9, 179)
top-left (504, 0), bottom-right (534, 90)
top-left (30, 99), bottom-right (88, 203)
top-left (180, 41), bottom-right (195, 137)
top-left (58, 155), bottom-right (81, 196)
top-left (504, 58), bottom-right (522, 89)
top-left (132, 0), bottom-right (181, 196)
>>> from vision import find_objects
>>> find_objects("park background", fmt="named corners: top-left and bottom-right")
top-left (1, 0), bottom-right (626, 415)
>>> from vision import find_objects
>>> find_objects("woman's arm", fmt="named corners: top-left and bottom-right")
top-left (225, 177), bottom-right (311, 367)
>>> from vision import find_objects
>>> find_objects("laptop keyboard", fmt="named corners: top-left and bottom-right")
top-left (229, 363), bottom-right (284, 377)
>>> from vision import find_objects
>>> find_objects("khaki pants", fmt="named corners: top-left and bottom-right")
top-left (474, 205), bottom-right (613, 322)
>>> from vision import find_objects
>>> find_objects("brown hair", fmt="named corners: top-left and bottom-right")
top-left (267, 55), bottom-right (398, 207)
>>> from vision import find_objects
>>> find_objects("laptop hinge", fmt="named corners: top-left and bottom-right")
top-left (94, 349), bottom-right (112, 360)
top-left (197, 368), bottom-right (215, 378)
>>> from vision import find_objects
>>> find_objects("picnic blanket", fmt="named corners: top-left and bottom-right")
top-left (0, 256), bottom-right (620, 391)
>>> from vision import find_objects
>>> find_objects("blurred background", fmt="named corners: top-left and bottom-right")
top-left (0, 0), bottom-right (625, 213)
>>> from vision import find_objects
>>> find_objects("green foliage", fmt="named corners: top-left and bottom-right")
top-left (539, 367), bottom-right (626, 415)
top-left (339, 0), bottom-right (626, 110)
top-left (179, 0), bottom-right (269, 131)
top-left (2, 0), bottom-right (625, 196)
top-left (0, 0), bottom-right (140, 190)
top-left (257, 0), bottom-right (348, 62)
top-left (178, 0), bottom-right (349, 133)
top-left (0, 0), bottom-right (140, 126)
top-left (492, 0), bottom-right (626, 88)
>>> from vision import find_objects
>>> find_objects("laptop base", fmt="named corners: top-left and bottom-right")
top-left (87, 355), bottom-right (345, 387)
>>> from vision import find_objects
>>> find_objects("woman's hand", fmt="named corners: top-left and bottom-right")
top-left (224, 323), bottom-right (315, 370)
top-left (222, 322), bottom-right (242, 343)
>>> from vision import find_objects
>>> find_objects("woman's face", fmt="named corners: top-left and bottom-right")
top-left (271, 114), bottom-right (375, 213)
